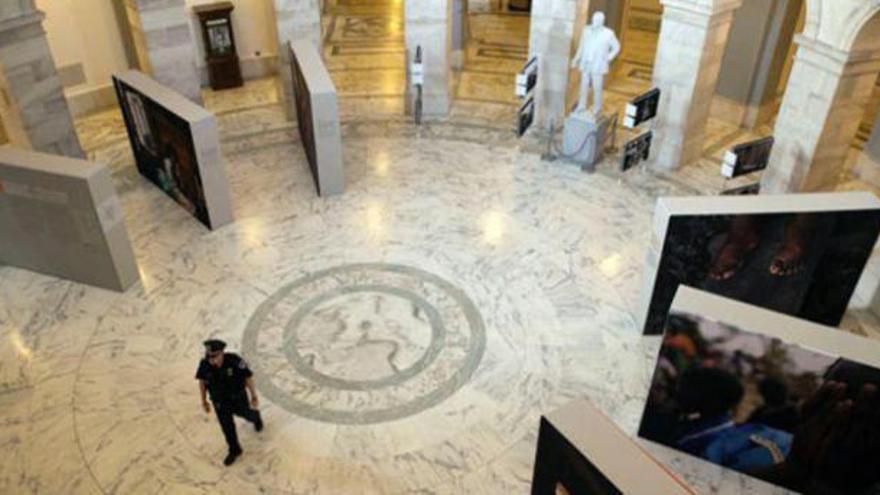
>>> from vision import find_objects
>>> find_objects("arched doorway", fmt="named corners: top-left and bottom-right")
top-left (619, 0), bottom-right (806, 173)
top-left (762, 3), bottom-right (880, 192)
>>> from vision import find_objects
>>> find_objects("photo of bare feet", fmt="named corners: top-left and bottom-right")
top-left (709, 216), bottom-right (760, 281)
top-left (643, 209), bottom-right (880, 335)
top-left (769, 215), bottom-right (815, 277)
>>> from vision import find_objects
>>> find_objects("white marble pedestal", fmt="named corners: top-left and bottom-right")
top-left (562, 111), bottom-right (608, 170)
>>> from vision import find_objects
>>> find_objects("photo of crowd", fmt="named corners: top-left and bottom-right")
top-left (639, 312), bottom-right (880, 494)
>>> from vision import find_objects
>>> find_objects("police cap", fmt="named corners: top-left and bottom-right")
top-left (203, 339), bottom-right (227, 354)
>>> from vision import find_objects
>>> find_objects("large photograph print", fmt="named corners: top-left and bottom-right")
top-left (640, 311), bottom-right (880, 494)
top-left (113, 77), bottom-right (210, 227)
top-left (643, 208), bottom-right (880, 334)
top-left (290, 44), bottom-right (319, 194)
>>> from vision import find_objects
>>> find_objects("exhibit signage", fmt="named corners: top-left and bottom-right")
top-left (516, 56), bottom-right (538, 98)
top-left (721, 182), bottom-right (761, 196)
top-left (412, 46), bottom-right (424, 86)
top-left (621, 131), bottom-right (652, 172)
top-left (624, 88), bottom-right (660, 129)
top-left (721, 136), bottom-right (774, 178)
top-left (518, 96), bottom-right (535, 137)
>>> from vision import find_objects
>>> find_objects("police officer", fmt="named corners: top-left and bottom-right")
top-left (196, 339), bottom-right (263, 466)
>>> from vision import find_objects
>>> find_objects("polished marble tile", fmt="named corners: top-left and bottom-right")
top-left (5, 2), bottom-right (880, 494)
top-left (9, 98), bottom-right (852, 493)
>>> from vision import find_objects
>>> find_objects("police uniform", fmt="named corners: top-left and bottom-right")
top-left (196, 341), bottom-right (262, 462)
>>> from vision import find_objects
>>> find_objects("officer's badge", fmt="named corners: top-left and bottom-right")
top-left (227, 368), bottom-right (233, 376)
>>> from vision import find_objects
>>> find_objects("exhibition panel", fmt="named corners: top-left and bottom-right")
top-left (289, 40), bottom-right (344, 197)
top-left (532, 399), bottom-right (693, 495)
top-left (0, 148), bottom-right (139, 291)
top-left (640, 287), bottom-right (880, 494)
top-left (113, 70), bottom-right (233, 230)
top-left (638, 192), bottom-right (880, 335)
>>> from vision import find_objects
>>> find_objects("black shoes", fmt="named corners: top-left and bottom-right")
top-left (223, 448), bottom-right (242, 466)
top-left (223, 417), bottom-right (262, 466)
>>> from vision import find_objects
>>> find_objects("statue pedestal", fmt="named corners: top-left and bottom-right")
top-left (562, 111), bottom-right (610, 171)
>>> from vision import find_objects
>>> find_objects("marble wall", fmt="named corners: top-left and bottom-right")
top-left (762, 39), bottom-right (880, 192)
top-left (760, 1), bottom-right (880, 192)
top-left (0, 0), bottom-right (36, 21)
top-left (274, 0), bottom-right (322, 120)
top-left (0, 3), bottom-right (83, 158)
top-left (405, 0), bottom-right (453, 116)
top-left (712, 0), bottom-right (801, 128)
top-left (123, 0), bottom-right (202, 104)
top-left (527, 0), bottom-right (586, 131)
top-left (648, 0), bottom-right (741, 171)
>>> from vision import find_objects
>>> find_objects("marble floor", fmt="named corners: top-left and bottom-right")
top-left (4, 6), bottom-right (880, 495)
top-left (319, 0), bottom-right (528, 124)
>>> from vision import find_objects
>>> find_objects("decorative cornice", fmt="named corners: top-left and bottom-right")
top-left (790, 35), bottom-right (876, 76)
top-left (659, 0), bottom-right (744, 16)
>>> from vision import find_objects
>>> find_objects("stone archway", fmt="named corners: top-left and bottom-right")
top-left (647, 0), bottom-right (744, 171)
top-left (0, 2), bottom-right (83, 157)
top-left (761, 1), bottom-right (880, 193)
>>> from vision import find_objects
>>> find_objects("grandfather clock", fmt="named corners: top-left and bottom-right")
top-left (194, 2), bottom-right (243, 90)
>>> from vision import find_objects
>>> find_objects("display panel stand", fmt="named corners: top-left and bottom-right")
top-left (531, 399), bottom-right (694, 495)
top-left (113, 70), bottom-right (233, 230)
top-left (0, 148), bottom-right (139, 291)
top-left (289, 40), bottom-right (344, 197)
top-left (637, 192), bottom-right (880, 335)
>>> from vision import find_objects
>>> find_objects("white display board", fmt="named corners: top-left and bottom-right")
top-left (114, 70), bottom-right (233, 230)
top-left (289, 40), bottom-right (344, 197)
top-left (0, 148), bottom-right (139, 291)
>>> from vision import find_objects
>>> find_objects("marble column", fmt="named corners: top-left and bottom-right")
top-left (648, 0), bottom-right (742, 171)
top-left (124, 0), bottom-right (202, 103)
top-left (855, 110), bottom-right (880, 187)
top-left (274, 0), bottom-right (322, 120)
top-left (761, 39), bottom-right (880, 193)
top-left (527, 0), bottom-right (589, 131)
top-left (0, 1), bottom-right (83, 158)
top-left (712, 0), bottom-right (802, 128)
top-left (405, 0), bottom-right (453, 117)
top-left (451, 0), bottom-right (466, 70)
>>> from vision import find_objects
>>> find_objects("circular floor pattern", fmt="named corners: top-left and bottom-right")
top-left (241, 263), bottom-right (487, 424)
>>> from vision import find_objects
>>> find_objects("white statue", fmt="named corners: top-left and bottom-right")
top-left (570, 12), bottom-right (620, 117)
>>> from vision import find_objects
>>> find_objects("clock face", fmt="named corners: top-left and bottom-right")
top-left (206, 19), bottom-right (232, 56)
